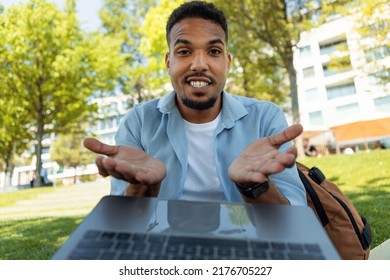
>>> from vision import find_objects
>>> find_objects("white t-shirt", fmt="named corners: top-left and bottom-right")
top-left (181, 113), bottom-right (225, 201)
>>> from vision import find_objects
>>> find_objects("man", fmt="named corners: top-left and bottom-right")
top-left (84, 1), bottom-right (306, 206)
top-left (303, 138), bottom-right (317, 157)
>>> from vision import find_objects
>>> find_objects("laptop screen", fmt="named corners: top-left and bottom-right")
top-left (52, 196), bottom-right (341, 260)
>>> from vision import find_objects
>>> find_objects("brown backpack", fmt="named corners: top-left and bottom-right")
top-left (296, 162), bottom-right (372, 260)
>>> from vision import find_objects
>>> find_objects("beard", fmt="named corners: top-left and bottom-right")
top-left (179, 94), bottom-right (218, 111)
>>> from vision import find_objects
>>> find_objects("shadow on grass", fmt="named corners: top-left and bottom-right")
top-left (342, 188), bottom-right (390, 248)
top-left (366, 177), bottom-right (390, 187)
top-left (0, 215), bottom-right (85, 260)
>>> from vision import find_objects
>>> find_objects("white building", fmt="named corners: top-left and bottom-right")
top-left (89, 93), bottom-right (135, 145)
top-left (294, 14), bottom-right (390, 153)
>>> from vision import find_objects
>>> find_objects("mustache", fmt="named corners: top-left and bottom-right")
top-left (184, 73), bottom-right (215, 83)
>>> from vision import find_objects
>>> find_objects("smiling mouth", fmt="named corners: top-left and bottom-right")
top-left (186, 75), bottom-right (213, 89)
top-left (189, 81), bottom-right (209, 88)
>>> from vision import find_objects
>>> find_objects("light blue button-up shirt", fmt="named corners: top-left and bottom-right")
top-left (111, 91), bottom-right (307, 206)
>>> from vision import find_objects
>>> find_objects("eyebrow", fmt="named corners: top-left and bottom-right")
top-left (173, 38), bottom-right (225, 47)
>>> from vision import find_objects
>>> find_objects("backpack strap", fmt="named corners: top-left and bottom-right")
top-left (361, 216), bottom-right (372, 249)
top-left (298, 168), bottom-right (329, 226)
top-left (298, 165), bottom-right (372, 250)
top-left (330, 191), bottom-right (372, 250)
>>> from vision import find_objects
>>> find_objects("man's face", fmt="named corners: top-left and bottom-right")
top-left (165, 18), bottom-right (231, 113)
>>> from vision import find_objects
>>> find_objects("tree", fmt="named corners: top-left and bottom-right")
top-left (0, 0), bottom-right (124, 186)
top-left (99, 0), bottom-right (164, 105)
top-left (50, 127), bottom-right (95, 184)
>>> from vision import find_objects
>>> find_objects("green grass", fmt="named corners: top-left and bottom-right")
top-left (0, 216), bottom-right (84, 259)
top-left (0, 181), bottom-right (110, 260)
top-left (0, 150), bottom-right (389, 259)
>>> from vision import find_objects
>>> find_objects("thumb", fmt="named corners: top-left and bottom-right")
top-left (268, 124), bottom-right (303, 147)
top-left (83, 137), bottom-right (118, 156)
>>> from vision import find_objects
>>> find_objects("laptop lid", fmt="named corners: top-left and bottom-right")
top-left (52, 195), bottom-right (340, 260)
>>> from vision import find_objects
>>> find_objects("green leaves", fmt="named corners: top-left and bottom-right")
top-left (213, 0), bottom-right (296, 104)
top-left (50, 129), bottom-right (95, 170)
top-left (99, 0), bottom-right (169, 100)
top-left (0, 0), bottom-right (124, 184)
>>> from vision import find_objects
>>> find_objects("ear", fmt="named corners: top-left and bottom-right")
top-left (227, 52), bottom-right (232, 72)
top-left (165, 52), bottom-right (171, 76)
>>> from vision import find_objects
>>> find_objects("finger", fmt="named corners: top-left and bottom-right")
top-left (100, 157), bottom-right (127, 181)
top-left (285, 146), bottom-right (298, 157)
top-left (274, 151), bottom-right (297, 167)
top-left (95, 156), bottom-right (110, 177)
top-left (96, 156), bottom-right (123, 179)
top-left (248, 153), bottom-right (294, 175)
top-left (117, 164), bottom-right (149, 185)
top-left (83, 137), bottom-right (118, 156)
top-left (268, 124), bottom-right (303, 147)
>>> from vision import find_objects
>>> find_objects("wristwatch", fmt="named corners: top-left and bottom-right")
top-left (236, 180), bottom-right (270, 199)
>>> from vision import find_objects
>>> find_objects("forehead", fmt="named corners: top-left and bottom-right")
top-left (169, 18), bottom-right (226, 47)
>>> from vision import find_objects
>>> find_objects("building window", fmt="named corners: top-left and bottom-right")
top-left (326, 83), bottom-right (356, 100)
top-left (299, 45), bottom-right (312, 57)
top-left (322, 65), bottom-right (331, 76)
top-left (309, 111), bottom-right (324, 125)
top-left (42, 147), bottom-right (50, 154)
top-left (369, 70), bottom-right (390, 85)
top-left (303, 66), bottom-right (315, 79)
top-left (365, 45), bottom-right (390, 62)
top-left (374, 96), bottom-right (390, 113)
top-left (322, 56), bottom-right (352, 77)
top-left (100, 133), bottom-right (116, 145)
top-left (336, 103), bottom-right (360, 120)
top-left (319, 38), bottom-right (347, 55)
top-left (305, 87), bottom-right (319, 101)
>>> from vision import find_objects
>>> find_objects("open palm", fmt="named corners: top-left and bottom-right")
top-left (228, 124), bottom-right (303, 185)
top-left (83, 138), bottom-right (166, 186)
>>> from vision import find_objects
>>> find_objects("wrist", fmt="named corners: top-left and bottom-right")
top-left (236, 179), bottom-right (270, 199)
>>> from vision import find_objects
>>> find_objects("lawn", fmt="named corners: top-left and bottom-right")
top-left (0, 180), bottom-right (110, 260)
top-left (0, 150), bottom-right (389, 259)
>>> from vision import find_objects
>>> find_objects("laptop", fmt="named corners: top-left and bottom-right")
top-left (51, 196), bottom-right (341, 260)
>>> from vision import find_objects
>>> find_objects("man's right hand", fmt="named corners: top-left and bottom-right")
top-left (83, 138), bottom-right (166, 197)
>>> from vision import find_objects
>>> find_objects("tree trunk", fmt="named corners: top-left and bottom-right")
top-left (34, 112), bottom-right (44, 187)
top-left (286, 59), bottom-right (304, 158)
top-left (73, 166), bottom-right (78, 184)
top-left (4, 147), bottom-right (13, 188)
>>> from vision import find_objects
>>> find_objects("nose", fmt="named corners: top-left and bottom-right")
top-left (190, 51), bottom-right (209, 72)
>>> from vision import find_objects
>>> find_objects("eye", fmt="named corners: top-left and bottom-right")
top-left (209, 48), bottom-right (222, 55)
top-left (177, 49), bottom-right (191, 56)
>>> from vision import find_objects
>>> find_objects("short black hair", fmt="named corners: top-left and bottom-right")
top-left (166, 1), bottom-right (228, 47)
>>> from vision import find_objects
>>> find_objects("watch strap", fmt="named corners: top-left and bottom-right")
top-left (236, 180), bottom-right (270, 199)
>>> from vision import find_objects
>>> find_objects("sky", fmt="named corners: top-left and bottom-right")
top-left (0, 0), bottom-right (104, 31)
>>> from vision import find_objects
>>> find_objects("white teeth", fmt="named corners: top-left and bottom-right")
top-left (190, 81), bottom-right (208, 88)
